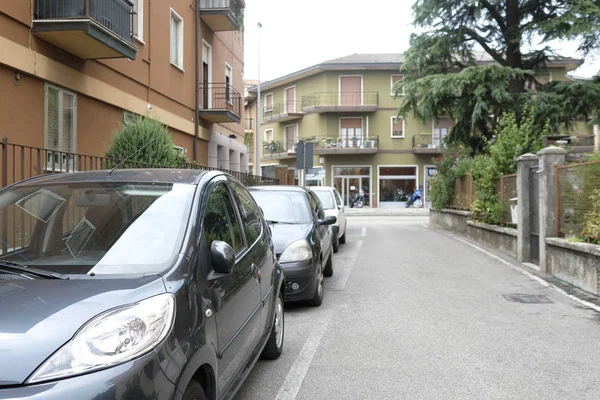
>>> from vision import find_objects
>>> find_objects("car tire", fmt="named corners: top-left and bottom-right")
top-left (261, 291), bottom-right (284, 359)
top-left (333, 232), bottom-right (339, 253)
top-left (307, 262), bottom-right (324, 307)
top-left (323, 252), bottom-right (334, 277)
top-left (339, 231), bottom-right (346, 244)
top-left (182, 380), bottom-right (206, 400)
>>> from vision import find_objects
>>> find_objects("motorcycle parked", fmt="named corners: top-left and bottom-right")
top-left (349, 191), bottom-right (365, 208)
top-left (405, 188), bottom-right (423, 208)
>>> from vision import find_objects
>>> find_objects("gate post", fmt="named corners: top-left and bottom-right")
top-left (516, 153), bottom-right (539, 263)
top-left (537, 146), bottom-right (567, 273)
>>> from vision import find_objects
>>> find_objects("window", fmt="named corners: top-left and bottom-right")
top-left (391, 117), bottom-right (405, 138)
top-left (133, 0), bottom-right (144, 42)
top-left (174, 145), bottom-right (186, 156)
top-left (265, 93), bottom-right (273, 111)
top-left (123, 110), bottom-right (137, 125)
top-left (308, 192), bottom-right (325, 219)
top-left (170, 9), bottom-right (184, 70)
top-left (203, 183), bottom-right (243, 253)
top-left (391, 74), bottom-right (404, 96)
top-left (379, 166), bottom-right (418, 203)
top-left (45, 84), bottom-right (77, 171)
top-left (264, 129), bottom-right (273, 143)
top-left (225, 63), bottom-right (233, 104)
top-left (334, 190), bottom-right (343, 207)
top-left (230, 181), bottom-right (263, 245)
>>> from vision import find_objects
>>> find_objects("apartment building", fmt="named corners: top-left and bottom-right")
top-left (246, 53), bottom-right (587, 208)
top-left (0, 0), bottom-right (248, 175)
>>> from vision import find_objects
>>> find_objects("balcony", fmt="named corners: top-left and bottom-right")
top-left (302, 92), bottom-right (379, 113)
top-left (199, 0), bottom-right (245, 32)
top-left (199, 83), bottom-right (242, 123)
top-left (32, 0), bottom-right (136, 60)
top-left (412, 133), bottom-right (444, 154)
top-left (263, 139), bottom-right (297, 160)
top-left (264, 101), bottom-right (304, 123)
top-left (310, 135), bottom-right (379, 155)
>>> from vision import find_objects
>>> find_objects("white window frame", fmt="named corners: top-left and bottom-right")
top-left (174, 145), bottom-right (187, 156)
top-left (170, 9), bottom-right (184, 71)
top-left (283, 124), bottom-right (298, 152)
top-left (391, 116), bottom-right (405, 138)
top-left (44, 83), bottom-right (78, 172)
top-left (225, 63), bottom-right (233, 105)
top-left (377, 165), bottom-right (419, 204)
top-left (264, 93), bottom-right (274, 112)
top-left (133, 0), bottom-right (144, 43)
top-left (283, 85), bottom-right (296, 113)
top-left (339, 117), bottom-right (364, 148)
top-left (202, 40), bottom-right (213, 108)
top-left (264, 128), bottom-right (274, 143)
top-left (123, 110), bottom-right (137, 125)
top-left (432, 116), bottom-right (451, 147)
top-left (391, 74), bottom-right (404, 96)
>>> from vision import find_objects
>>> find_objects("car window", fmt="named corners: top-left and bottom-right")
top-left (334, 190), bottom-right (343, 207)
top-left (203, 183), bottom-right (244, 254)
top-left (229, 180), bottom-right (262, 245)
top-left (249, 190), bottom-right (312, 224)
top-left (308, 191), bottom-right (325, 219)
top-left (312, 190), bottom-right (335, 210)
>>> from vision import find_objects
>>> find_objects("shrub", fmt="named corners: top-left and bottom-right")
top-left (429, 144), bottom-right (472, 209)
top-left (105, 116), bottom-right (186, 167)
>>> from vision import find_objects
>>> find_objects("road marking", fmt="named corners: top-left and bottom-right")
top-left (330, 240), bottom-right (363, 291)
top-left (431, 225), bottom-right (600, 313)
top-left (275, 309), bottom-right (334, 400)
top-left (361, 227), bottom-right (367, 236)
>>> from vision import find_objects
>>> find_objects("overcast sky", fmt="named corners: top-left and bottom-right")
top-left (242, 0), bottom-right (600, 82)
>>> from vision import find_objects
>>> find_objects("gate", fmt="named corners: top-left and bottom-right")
top-left (529, 166), bottom-right (540, 264)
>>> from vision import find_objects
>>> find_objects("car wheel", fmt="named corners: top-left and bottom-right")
top-left (307, 261), bottom-right (324, 307)
top-left (182, 380), bottom-right (206, 400)
top-left (323, 252), bottom-right (334, 277)
top-left (339, 231), bottom-right (346, 244)
top-left (333, 232), bottom-right (339, 253)
top-left (261, 290), bottom-right (284, 359)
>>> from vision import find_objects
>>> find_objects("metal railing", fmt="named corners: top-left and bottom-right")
top-left (0, 137), bottom-right (277, 189)
top-left (301, 92), bottom-right (379, 109)
top-left (412, 132), bottom-right (445, 149)
top-left (263, 140), bottom-right (297, 157)
top-left (199, 83), bottom-right (242, 117)
top-left (263, 101), bottom-right (303, 120)
top-left (34, 0), bottom-right (134, 43)
top-left (199, 0), bottom-right (243, 11)
top-left (307, 135), bottom-right (379, 151)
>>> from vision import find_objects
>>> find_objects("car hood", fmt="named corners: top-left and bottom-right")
top-left (0, 275), bottom-right (166, 386)
top-left (270, 223), bottom-right (312, 255)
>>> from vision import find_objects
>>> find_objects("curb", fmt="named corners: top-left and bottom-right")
top-left (345, 209), bottom-right (430, 217)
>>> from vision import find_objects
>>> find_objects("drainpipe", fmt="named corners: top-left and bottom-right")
top-left (193, 0), bottom-right (200, 163)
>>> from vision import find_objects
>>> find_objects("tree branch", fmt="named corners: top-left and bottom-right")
top-left (456, 28), bottom-right (508, 66)
top-left (478, 0), bottom-right (507, 33)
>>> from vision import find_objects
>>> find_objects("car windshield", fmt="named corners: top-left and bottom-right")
top-left (0, 181), bottom-right (195, 276)
top-left (250, 190), bottom-right (312, 224)
top-left (312, 190), bottom-right (335, 210)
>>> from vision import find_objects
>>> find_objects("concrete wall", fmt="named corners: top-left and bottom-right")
top-left (546, 238), bottom-right (600, 295)
top-left (466, 221), bottom-right (517, 259)
top-left (429, 209), bottom-right (470, 235)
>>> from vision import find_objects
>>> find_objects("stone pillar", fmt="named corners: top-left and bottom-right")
top-left (594, 124), bottom-right (599, 152)
top-left (207, 141), bottom-right (218, 168)
top-left (240, 152), bottom-right (249, 173)
top-left (229, 150), bottom-right (240, 172)
top-left (537, 146), bottom-right (567, 273)
top-left (217, 145), bottom-right (229, 170)
top-left (516, 153), bottom-right (539, 263)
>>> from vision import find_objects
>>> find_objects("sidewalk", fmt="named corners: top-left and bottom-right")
top-left (344, 207), bottom-right (430, 216)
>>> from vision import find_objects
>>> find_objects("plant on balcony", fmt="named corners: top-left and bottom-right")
top-left (105, 115), bottom-right (186, 168)
top-left (263, 140), bottom-right (284, 154)
top-left (232, 0), bottom-right (244, 31)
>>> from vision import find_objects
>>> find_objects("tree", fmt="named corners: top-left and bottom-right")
top-left (398, 0), bottom-right (600, 152)
top-left (105, 115), bottom-right (186, 167)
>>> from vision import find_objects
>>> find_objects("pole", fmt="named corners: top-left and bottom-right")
top-left (254, 22), bottom-right (262, 176)
top-left (193, 0), bottom-right (199, 163)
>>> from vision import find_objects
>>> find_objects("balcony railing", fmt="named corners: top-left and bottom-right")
top-left (263, 101), bottom-right (304, 123)
top-left (307, 135), bottom-right (379, 155)
top-left (199, 83), bottom-right (242, 123)
top-left (302, 92), bottom-right (379, 113)
top-left (412, 133), bottom-right (445, 153)
top-left (33, 0), bottom-right (136, 59)
top-left (263, 140), bottom-right (297, 159)
top-left (199, 0), bottom-right (245, 31)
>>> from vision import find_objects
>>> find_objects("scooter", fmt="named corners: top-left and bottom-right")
top-left (405, 189), bottom-right (423, 208)
top-left (349, 191), bottom-right (365, 208)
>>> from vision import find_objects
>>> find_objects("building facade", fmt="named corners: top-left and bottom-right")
top-left (247, 53), bottom-right (589, 208)
top-left (0, 0), bottom-right (248, 174)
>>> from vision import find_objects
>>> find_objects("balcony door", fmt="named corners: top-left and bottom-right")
top-left (340, 118), bottom-right (363, 148)
top-left (339, 76), bottom-right (362, 106)
top-left (202, 41), bottom-right (212, 108)
top-left (433, 117), bottom-right (453, 147)
top-left (284, 125), bottom-right (297, 152)
top-left (285, 86), bottom-right (296, 113)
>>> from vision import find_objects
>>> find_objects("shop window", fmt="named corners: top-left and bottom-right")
top-left (379, 166), bottom-right (417, 202)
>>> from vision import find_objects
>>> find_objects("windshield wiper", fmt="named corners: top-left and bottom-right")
top-left (265, 220), bottom-right (294, 225)
top-left (0, 261), bottom-right (69, 280)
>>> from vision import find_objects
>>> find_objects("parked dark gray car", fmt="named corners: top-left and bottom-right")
top-left (0, 169), bottom-right (284, 400)
top-left (248, 186), bottom-right (336, 307)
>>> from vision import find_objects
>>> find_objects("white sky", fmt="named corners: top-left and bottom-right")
top-left (242, 0), bottom-right (600, 82)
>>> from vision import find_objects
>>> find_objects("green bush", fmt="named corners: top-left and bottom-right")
top-left (429, 144), bottom-right (472, 209)
top-left (582, 189), bottom-right (600, 242)
top-left (470, 155), bottom-right (503, 224)
top-left (105, 116), bottom-right (186, 167)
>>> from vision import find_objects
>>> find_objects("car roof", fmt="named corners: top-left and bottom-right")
top-left (308, 186), bottom-right (335, 191)
top-left (247, 185), bottom-right (308, 192)
top-left (13, 168), bottom-right (213, 187)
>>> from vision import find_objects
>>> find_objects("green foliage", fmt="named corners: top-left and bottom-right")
top-left (429, 144), bottom-right (472, 209)
top-left (105, 116), bottom-right (186, 167)
top-left (470, 155), bottom-right (503, 225)
top-left (563, 154), bottom-right (600, 242)
top-left (582, 189), bottom-right (600, 241)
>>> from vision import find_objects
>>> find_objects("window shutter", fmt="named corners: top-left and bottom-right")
top-left (47, 87), bottom-right (60, 150)
top-left (62, 92), bottom-right (75, 152)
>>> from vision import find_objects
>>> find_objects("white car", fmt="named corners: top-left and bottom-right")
top-left (309, 186), bottom-right (347, 253)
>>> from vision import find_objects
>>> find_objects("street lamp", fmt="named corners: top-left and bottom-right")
top-left (255, 22), bottom-right (262, 176)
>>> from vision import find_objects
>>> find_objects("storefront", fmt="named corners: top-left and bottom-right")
top-left (378, 165), bottom-right (418, 208)
top-left (332, 166), bottom-right (372, 207)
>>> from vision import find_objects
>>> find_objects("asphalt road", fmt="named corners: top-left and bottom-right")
top-left (235, 216), bottom-right (600, 400)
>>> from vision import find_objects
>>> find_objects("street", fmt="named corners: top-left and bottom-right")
top-left (235, 216), bottom-right (600, 400)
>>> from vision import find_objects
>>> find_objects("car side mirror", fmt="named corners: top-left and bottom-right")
top-left (318, 215), bottom-right (337, 226)
top-left (337, 205), bottom-right (342, 210)
top-left (209, 241), bottom-right (235, 278)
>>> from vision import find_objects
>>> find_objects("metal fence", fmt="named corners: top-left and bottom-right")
top-left (0, 137), bottom-right (277, 189)
top-left (496, 174), bottom-right (517, 225)
top-left (449, 174), bottom-right (474, 210)
top-left (556, 159), bottom-right (600, 240)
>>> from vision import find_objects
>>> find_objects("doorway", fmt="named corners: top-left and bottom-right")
top-left (202, 41), bottom-right (212, 108)
top-left (332, 166), bottom-right (371, 207)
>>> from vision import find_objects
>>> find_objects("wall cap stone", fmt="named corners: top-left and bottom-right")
top-left (546, 237), bottom-right (600, 257)
top-left (468, 220), bottom-right (518, 237)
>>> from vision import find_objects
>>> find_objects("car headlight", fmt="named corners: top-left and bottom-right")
top-left (29, 293), bottom-right (175, 383)
top-left (279, 239), bottom-right (312, 263)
